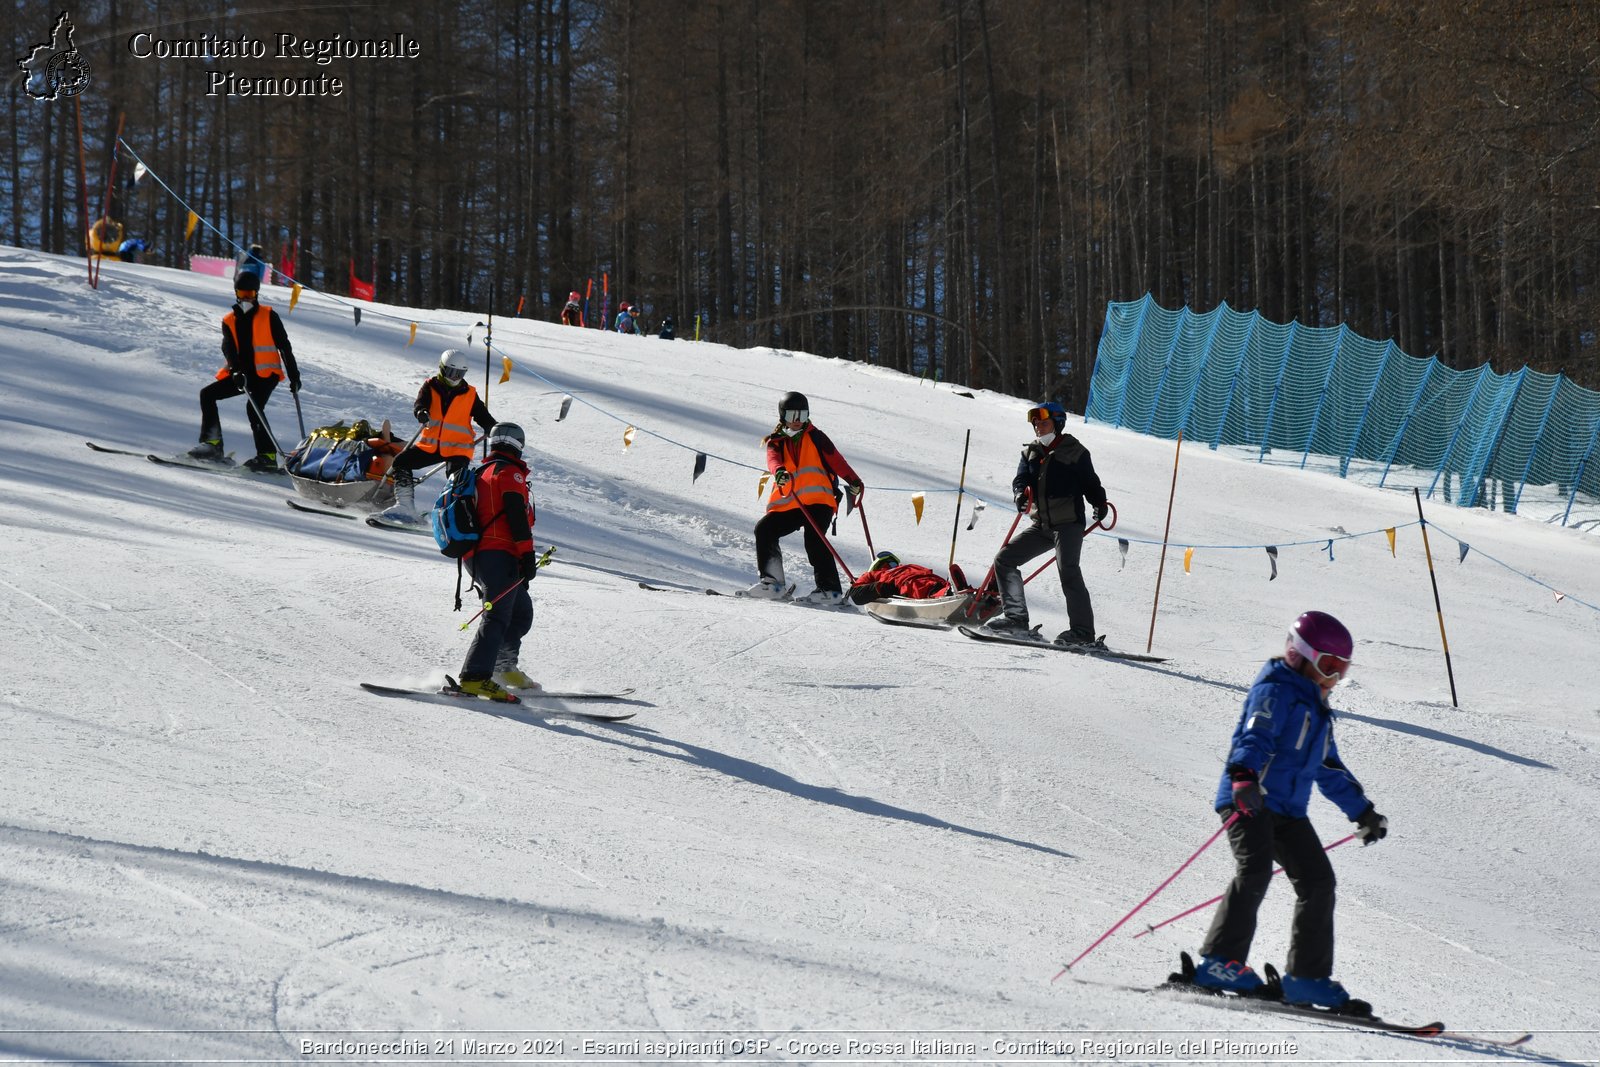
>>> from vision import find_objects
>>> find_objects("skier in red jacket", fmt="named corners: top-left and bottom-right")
top-left (454, 423), bottom-right (539, 702)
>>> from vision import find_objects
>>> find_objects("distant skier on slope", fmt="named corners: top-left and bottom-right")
top-left (983, 401), bottom-right (1107, 646)
top-left (189, 269), bottom-right (301, 471)
top-left (560, 291), bottom-right (584, 327)
top-left (614, 302), bottom-right (641, 334)
top-left (380, 349), bottom-right (497, 521)
top-left (453, 423), bottom-right (540, 702)
top-left (1188, 610), bottom-right (1389, 1009)
top-left (748, 391), bottom-right (864, 606)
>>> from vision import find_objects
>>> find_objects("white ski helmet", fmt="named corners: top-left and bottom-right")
top-left (438, 349), bottom-right (470, 384)
top-left (486, 422), bottom-right (525, 455)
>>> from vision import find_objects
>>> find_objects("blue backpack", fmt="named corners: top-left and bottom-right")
top-left (430, 461), bottom-right (506, 559)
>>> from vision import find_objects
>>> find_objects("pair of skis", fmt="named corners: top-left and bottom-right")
top-left (359, 679), bottom-right (637, 722)
top-left (1069, 952), bottom-right (1531, 1049)
top-left (88, 441), bottom-right (288, 477)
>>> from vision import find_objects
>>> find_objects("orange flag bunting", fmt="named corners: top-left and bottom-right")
top-left (184, 211), bottom-right (199, 239)
top-left (499, 356), bottom-right (513, 383)
top-left (1385, 527), bottom-right (1396, 556)
top-left (622, 426), bottom-right (636, 451)
top-left (911, 492), bottom-right (926, 524)
top-left (289, 284), bottom-right (302, 312)
top-left (407, 323), bottom-right (417, 346)
top-left (1183, 546), bottom-right (1194, 573)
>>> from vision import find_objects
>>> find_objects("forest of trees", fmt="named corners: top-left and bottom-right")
top-left (7, 0), bottom-right (1599, 407)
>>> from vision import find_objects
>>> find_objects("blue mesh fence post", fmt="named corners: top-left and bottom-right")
top-left (1476, 368), bottom-right (1528, 511)
top-left (1144, 305), bottom-right (1191, 434)
top-left (1379, 359), bottom-right (1440, 489)
top-left (1344, 339), bottom-right (1395, 477)
top-left (1113, 294), bottom-right (1155, 428)
top-left (1563, 416), bottom-right (1600, 527)
top-left (1179, 304), bottom-right (1228, 436)
top-left (1428, 364), bottom-right (1493, 505)
top-left (1300, 323), bottom-right (1350, 470)
top-left (1513, 373), bottom-right (1563, 514)
top-left (1212, 309), bottom-right (1259, 449)
top-left (1084, 299), bottom-right (1116, 420)
top-left (1258, 321), bottom-right (1299, 461)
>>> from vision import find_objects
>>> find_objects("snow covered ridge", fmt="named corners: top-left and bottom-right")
top-left (2, 244), bottom-right (1598, 1061)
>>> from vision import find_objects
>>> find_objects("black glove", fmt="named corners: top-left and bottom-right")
top-left (1229, 768), bottom-right (1264, 816)
top-left (773, 467), bottom-right (791, 487)
top-left (415, 408), bottom-right (429, 424)
top-left (229, 371), bottom-right (246, 389)
top-left (1092, 502), bottom-right (1109, 524)
top-left (519, 554), bottom-right (540, 581)
top-left (289, 378), bottom-right (302, 395)
top-left (1014, 493), bottom-right (1030, 513)
top-left (1355, 804), bottom-right (1388, 844)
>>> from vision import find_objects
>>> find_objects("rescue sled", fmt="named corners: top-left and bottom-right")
top-left (285, 419), bottom-right (400, 510)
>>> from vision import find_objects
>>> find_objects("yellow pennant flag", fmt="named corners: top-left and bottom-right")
top-left (911, 492), bottom-right (926, 524)
top-left (622, 425), bottom-right (636, 451)
top-left (1385, 527), bottom-right (1396, 556)
top-left (407, 323), bottom-right (417, 346)
top-left (1183, 546), bottom-right (1194, 573)
top-left (184, 211), bottom-right (198, 239)
top-left (499, 355), bottom-right (514, 383)
top-left (289, 284), bottom-right (303, 312)
top-left (757, 474), bottom-right (770, 497)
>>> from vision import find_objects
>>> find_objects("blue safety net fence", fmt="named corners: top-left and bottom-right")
top-left (1086, 295), bottom-right (1600, 524)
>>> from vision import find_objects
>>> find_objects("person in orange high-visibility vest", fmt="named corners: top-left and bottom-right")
top-left (189, 269), bottom-right (301, 471)
top-left (748, 391), bottom-right (864, 606)
top-left (379, 349), bottom-right (497, 521)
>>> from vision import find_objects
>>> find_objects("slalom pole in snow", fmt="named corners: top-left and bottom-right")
top-left (947, 429), bottom-right (972, 575)
top-left (1412, 487), bottom-right (1460, 708)
top-left (1053, 810), bottom-right (1239, 980)
top-left (1131, 834), bottom-right (1357, 940)
top-left (1146, 431), bottom-right (1185, 653)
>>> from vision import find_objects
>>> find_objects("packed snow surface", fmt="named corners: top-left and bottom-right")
top-left (2, 246), bottom-right (1597, 1063)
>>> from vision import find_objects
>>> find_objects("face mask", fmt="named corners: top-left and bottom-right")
top-left (1035, 430), bottom-right (1057, 446)
top-left (236, 298), bottom-right (256, 311)
top-left (781, 425), bottom-right (803, 438)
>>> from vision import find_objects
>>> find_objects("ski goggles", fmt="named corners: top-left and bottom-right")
top-left (1025, 406), bottom-right (1058, 424)
top-left (780, 408), bottom-right (809, 424)
top-left (1289, 630), bottom-right (1351, 682)
top-left (439, 365), bottom-right (467, 383)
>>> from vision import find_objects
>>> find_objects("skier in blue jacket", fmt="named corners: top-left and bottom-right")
top-left (1191, 610), bottom-right (1389, 1011)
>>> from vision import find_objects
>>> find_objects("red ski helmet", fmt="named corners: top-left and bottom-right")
top-left (568, 290), bottom-right (581, 302)
top-left (1286, 610), bottom-right (1353, 682)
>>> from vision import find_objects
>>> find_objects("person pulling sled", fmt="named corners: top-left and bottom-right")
top-left (748, 392), bottom-right (863, 606)
top-left (189, 269), bottom-right (301, 470)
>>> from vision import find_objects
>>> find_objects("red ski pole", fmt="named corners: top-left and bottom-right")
top-left (1052, 811), bottom-right (1239, 980)
top-left (785, 485), bottom-right (857, 584)
top-left (1019, 501), bottom-right (1118, 587)
top-left (1131, 833), bottom-right (1357, 940)
top-left (973, 490), bottom-right (1031, 600)
top-left (856, 496), bottom-right (875, 557)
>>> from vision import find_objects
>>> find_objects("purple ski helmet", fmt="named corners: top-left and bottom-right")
top-left (1286, 610), bottom-right (1353, 682)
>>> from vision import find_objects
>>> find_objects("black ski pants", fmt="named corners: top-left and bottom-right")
top-left (755, 503), bottom-right (840, 593)
top-left (459, 550), bottom-right (533, 681)
top-left (199, 374), bottom-right (279, 456)
top-left (1200, 809), bottom-right (1338, 979)
top-left (993, 520), bottom-right (1094, 639)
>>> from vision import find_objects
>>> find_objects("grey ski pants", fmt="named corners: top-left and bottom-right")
top-left (993, 520), bottom-right (1094, 638)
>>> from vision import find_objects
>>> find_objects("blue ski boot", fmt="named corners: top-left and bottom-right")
top-left (1191, 955), bottom-right (1266, 995)
top-left (1280, 974), bottom-right (1351, 1009)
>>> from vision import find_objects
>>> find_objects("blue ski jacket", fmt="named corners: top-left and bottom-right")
top-left (1213, 658), bottom-right (1371, 820)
